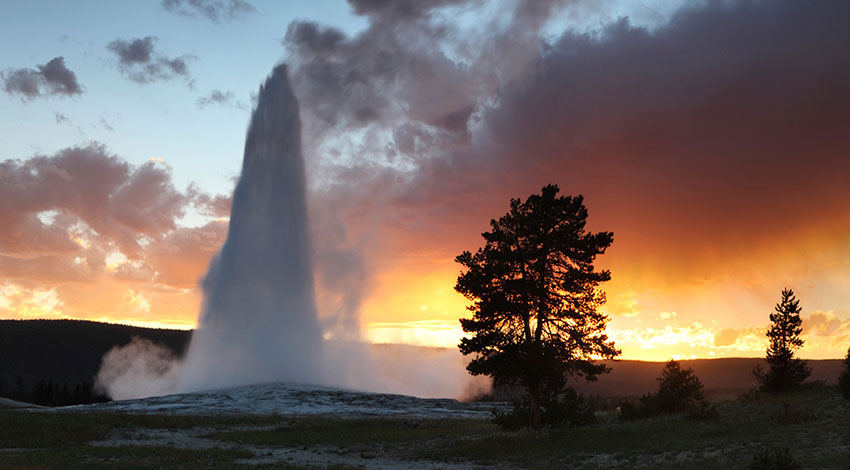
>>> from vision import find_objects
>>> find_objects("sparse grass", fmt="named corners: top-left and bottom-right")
top-left (416, 384), bottom-right (850, 469)
top-left (204, 417), bottom-right (491, 448)
top-left (0, 410), bottom-right (284, 448)
top-left (0, 411), bottom-right (284, 469)
top-left (1, 385), bottom-right (849, 469)
top-left (0, 445), bottom-right (254, 470)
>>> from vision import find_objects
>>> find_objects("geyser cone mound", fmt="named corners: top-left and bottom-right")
top-left (180, 65), bottom-right (324, 392)
top-left (82, 383), bottom-right (501, 418)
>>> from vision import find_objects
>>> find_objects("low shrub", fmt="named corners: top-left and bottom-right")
top-left (685, 400), bottom-right (719, 421)
top-left (618, 360), bottom-right (716, 421)
top-left (770, 402), bottom-right (817, 424)
top-left (750, 445), bottom-right (800, 470)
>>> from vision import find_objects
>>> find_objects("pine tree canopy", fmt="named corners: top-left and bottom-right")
top-left (766, 289), bottom-right (804, 364)
top-left (754, 288), bottom-right (811, 392)
top-left (455, 185), bottom-right (620, 428)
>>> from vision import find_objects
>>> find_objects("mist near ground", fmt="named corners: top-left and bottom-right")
top-left (96, 337), bottom-right (488, 400)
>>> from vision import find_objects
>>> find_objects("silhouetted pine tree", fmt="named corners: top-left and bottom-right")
top-left (753, 289), bottom-right (811, 393)
top-left (620, 360), bottom-right (711, 420)
top-left (838, 347), bottom-right (850, 399)
top-left (456, 185), bottom-right (619, 430)
top-left (651, 360), bottom-right (705, 414)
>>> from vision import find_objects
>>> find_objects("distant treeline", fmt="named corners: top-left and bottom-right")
top-left (0, 319), bottom-right (191, 406)
top-left (478, 357), bottom-right (843, 408)
top-left (1, 377), bottom-right (109, 406)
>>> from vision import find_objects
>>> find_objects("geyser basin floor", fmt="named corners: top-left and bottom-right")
top-left (5, 385), bottom-right (849, 469)
top-left (75, 382), bottom-right (503, 418)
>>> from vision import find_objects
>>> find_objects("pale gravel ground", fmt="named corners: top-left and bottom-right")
top-left (77, 382), bottom-right (510, 469)
top-left (89, 425), bottom-right (504, 469)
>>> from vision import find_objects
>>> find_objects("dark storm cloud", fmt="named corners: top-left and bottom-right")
top-left (1, 57), bottom-right (83, 100)
top-left (283, 4), bottom-right (479, 142)
top-left (285, 0), bottom-right (579, 162)
top-left (107, 37), bottom-right (195, 85)
top-left (161, 0), bottom-right (255, 23)
top-left (289, 0), bottom-right (850, 317)
top-left (473, 0), bottom-right (850, 244)
top-left (378, 0), bottom-right (850, 242)
top-left (347, 0), bottom-right (476, 21)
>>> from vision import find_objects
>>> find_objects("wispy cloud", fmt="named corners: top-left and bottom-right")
top-left (196, 89), bottom-right (247, 110)
top-left (161, 0), bottom-right (255, 23)
top-left (53, 111), bottom-right (70, 125)
top-left (1, 57), bottom-right (83, 100)
top-left (107, 37), bottom-right (196, 86)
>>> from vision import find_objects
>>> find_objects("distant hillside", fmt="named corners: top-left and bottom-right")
top-left (0, 319), bottom-right (191, 394)
top-left (0, 320), bottom-right (844, 404)
top-left (570, 358), bottom-right (843, 399)
top-left (372, 344), bottom-right (844, 400)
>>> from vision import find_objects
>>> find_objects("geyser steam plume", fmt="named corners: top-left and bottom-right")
top-left (179, 65), bottom-right (325, 392)
top-left (96, 64), bottom-right (488, 400)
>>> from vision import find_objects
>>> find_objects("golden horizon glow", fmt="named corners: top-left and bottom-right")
top-left (2, 191), bottom-right (850, 361)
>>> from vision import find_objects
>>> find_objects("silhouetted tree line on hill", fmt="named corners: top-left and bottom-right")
top-left (0, 319), bottom-right (190, 406)
top-left (1, 377), bottom-right (109, 406)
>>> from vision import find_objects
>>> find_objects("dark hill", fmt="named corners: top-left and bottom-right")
top-left (0, 319), bottom-right (191, 396)
top-left (0, 320), bottom-right (843, 405)
top-left (571, 358), bottom-right (843, 400)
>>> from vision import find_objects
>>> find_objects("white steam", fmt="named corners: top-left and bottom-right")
top-left (95, 336), bottom-right (181, 400)
top-left (94, 65), bottom-right (487, 403)
top-left (96, 339), bottom-right (486, 401)
top-left (325, 342), bottom-right (490, 399)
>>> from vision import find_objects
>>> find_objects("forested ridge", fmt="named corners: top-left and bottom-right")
top-left (0, 319), bottom-right (191, 405)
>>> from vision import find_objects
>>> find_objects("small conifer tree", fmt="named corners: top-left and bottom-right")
top-left (620, 360), bottom-right (712, 420)
top-left (643, 360), bottom-right (706, 414)
top-left (753, 288), bottom-right (811, 393)
top-left (652, 360), bottom-right (705, 413)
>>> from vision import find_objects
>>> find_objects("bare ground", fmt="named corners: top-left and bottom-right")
top-left (89, 424), bottom-right (504, 469)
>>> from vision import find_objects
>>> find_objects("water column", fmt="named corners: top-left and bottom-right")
top-left (179, 65), bottom-right (325, 392)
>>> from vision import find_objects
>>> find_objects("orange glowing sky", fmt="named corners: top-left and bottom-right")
top-left (2, 0), bottom-right (850, 360)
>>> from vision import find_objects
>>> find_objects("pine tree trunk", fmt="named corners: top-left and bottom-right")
top-left (529, 384), bottom-right (543, 430)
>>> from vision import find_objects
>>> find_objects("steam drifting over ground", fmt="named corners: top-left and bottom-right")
top-left (96, 336), bottom-right (182, 401)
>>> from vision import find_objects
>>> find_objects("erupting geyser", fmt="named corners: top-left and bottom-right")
top-left (87, 63), bottom-right (488, 400)
top-left (179, 65), bottom-right (325, 392)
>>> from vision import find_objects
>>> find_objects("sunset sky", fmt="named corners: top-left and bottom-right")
top-left (2, 0), bottom-right (849, 360)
